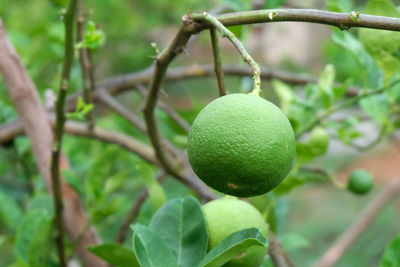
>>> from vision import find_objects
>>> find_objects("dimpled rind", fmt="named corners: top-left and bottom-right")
top-left (188, 93), bottom-right (295, 197)
top-left (202, 198), bottom-right (269, 267)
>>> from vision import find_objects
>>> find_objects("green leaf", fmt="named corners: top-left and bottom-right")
top-left (14, 210), bottom-right (52, 264)
top-left (359, 94), bottom-right (389, 125)
top-left (88, 243), bottom-right (139, 267)
top-left (219, 0), bottom-right (252, 11)
top-left (328, 116), bottom-right (363, 144)
top-left (27, 218), bottom-right (52, 267)
top-left (197, 228), bottom-right (268, 267)
top-left (132, 224), bottom-right (178, 267)
top-left (359, 0), bottom-right (400, 82)
top-left (136, 164), bottom-right (166, 211)
top-left (279, 233), bottom-right (310, 251)
top-left (0, 190), bottom-right (23, 231)
top-left (332, 29), bottom-right (383, 89)
top-left (317, 64), bottom-right (335, 109)
top-left (150, 196), bottom-right (208, 267)
top-left (66, 96), bottom-right (94, 120)
top-left (273, 175), bottom-right (306, 195)
top-left (26, 194), bottom-right (54, 217)
top-left (75, 21), bottom-right (105, 50)
top-left (264, 0), bottom-right (287, 8)
top-left (380, 234), bottom-right (400, 267)
top-left (272, 80), bottom-right (294, 115)
top-left (326, 0), bottom-right (353, 12)
top-left (103, 171), bottom-right (130, 195)
top-left (227, 25), bottom-right (243, 40)
top-left (85, 146), bottom-right (119, 200)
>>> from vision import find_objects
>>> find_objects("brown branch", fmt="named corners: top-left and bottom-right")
top-left (82, 64), bottom-right (356, 107)
top-left (209, 27), bottom-right (226, 96)
top-left (136, 83), bottom-right (191, 133)
top-left (116, 171), bottom-right (167, 244)
top-left (314, 176), bottom-right (400, 267)
top-left (0, 118), bottom-right (220, 201)
top-left (95, 89), bottom-right (147, 133)
top-left (212, 9), bottom-right (400, 31)
top-left (51, 0), bottom-right (78, 264)
top-left (76, 0), bottom-right (95, 131)
top-left (0, 19), bottom-right (106, 267)
top-left (142, 19), bottom-right (195, 177)
top-left (0, 118), bottom-right (159, 166)
top-left (193, 12), bottom-right (261, 94)
top-left (269, 232), bottom-right (295, 267)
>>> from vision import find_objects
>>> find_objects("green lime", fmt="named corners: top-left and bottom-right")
top-left (202, 197), bottom-right (268, 267)
top-left (188, 93), bottom-right (295, 197)
top-left (308, 126), bottom-right (329, 155)
top-left (347, 169), bottom-right (374, 195)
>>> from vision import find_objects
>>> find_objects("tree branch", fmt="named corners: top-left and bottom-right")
top-left (269, 232), bottom-right (295, 267)
top-left (142, 19), bottom-right (195, 178)
top-left (213, 9), bottom-right (400, 31)
top-left (315, 176), bottom-right (400, 267)
top-left (295, 80), bottom-right (400, 138)
top-left (0, 118), bottom-right (159, 166)
top-left (76, 0), bottom-right (95, 131)
top-left (0, 18), bottom-right (106, 267)
top-left (136, 83), bottom-right (191, 133)
top-left (209, 27), bottom-right (226, 96)
top-left (193, 12), bottom-right (261, 94)
top-left (115, 171), bottom-right (167, 244)
top-left (0, 118), bottom-right (219, 201)
top-left (51, 0), bottom-right (78, 264)
top-left (95, 89), bottom-right (147, 133)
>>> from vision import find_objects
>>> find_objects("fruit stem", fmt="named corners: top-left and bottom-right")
top-left (193, 12), bottom-right (261, 95)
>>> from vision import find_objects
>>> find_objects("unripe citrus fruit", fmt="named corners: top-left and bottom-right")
top-left (308, 126), bottom-right (329, 155)
top-left (188, 93), bottom-right (295, 197)
top-left (202, 197), bottom-right (268, 267)
top-left (347, 169), bottom-right (374, 195)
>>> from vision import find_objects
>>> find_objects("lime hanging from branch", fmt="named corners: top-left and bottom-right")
top-left (188, 93), bottom-right (295, 197)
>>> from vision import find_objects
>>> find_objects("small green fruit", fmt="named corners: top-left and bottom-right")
top-left (347, 169), bottom-right (374, 195)
top-left (308, 126), bottom-right (329, 155)
top-left (202, 198), bottom-right (268, 267)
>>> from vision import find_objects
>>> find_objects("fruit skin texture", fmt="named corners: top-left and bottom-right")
top-left (347, 169), bottom-right (374, 195)
top-left (202, 198), bottom-right (269, 267)
top-left (188, 93), bottom-right (295, 197)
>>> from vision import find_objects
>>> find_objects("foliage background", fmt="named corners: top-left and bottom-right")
top-left (0, 0), bottom-right (400, 266)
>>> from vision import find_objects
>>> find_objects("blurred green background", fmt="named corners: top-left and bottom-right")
top-left (1, 0), bottom-right (399, 266)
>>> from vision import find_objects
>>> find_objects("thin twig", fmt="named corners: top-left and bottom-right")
top-left (116, 171), bottom-right (167, 244)
top-left (51, 0), bottom-right (78, 265)
top-left (193, 12), bottom-right (261, 94)
top-left (76, 0), bottom-right (95, 131)
top-left (0, 118), bottom-right (218, 201)
top-left (0, 18), bottom-right (105, 267)
top-left (136, 83), bottom-right (190, 133)
top-left (269, 232), bottom-right (295, 267)
top-left (95, 89), bottom-right (147, 133)
top-left (209, 27), bottom-right (226, 96)
top-left (65, 64), bottom-right (359, 112)
top-left (295, 80), bottom-right (400, 138)
top-left (142, 20), bottom-right (194, 178)
top-left (315, 176), bottom-right (400, 267)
